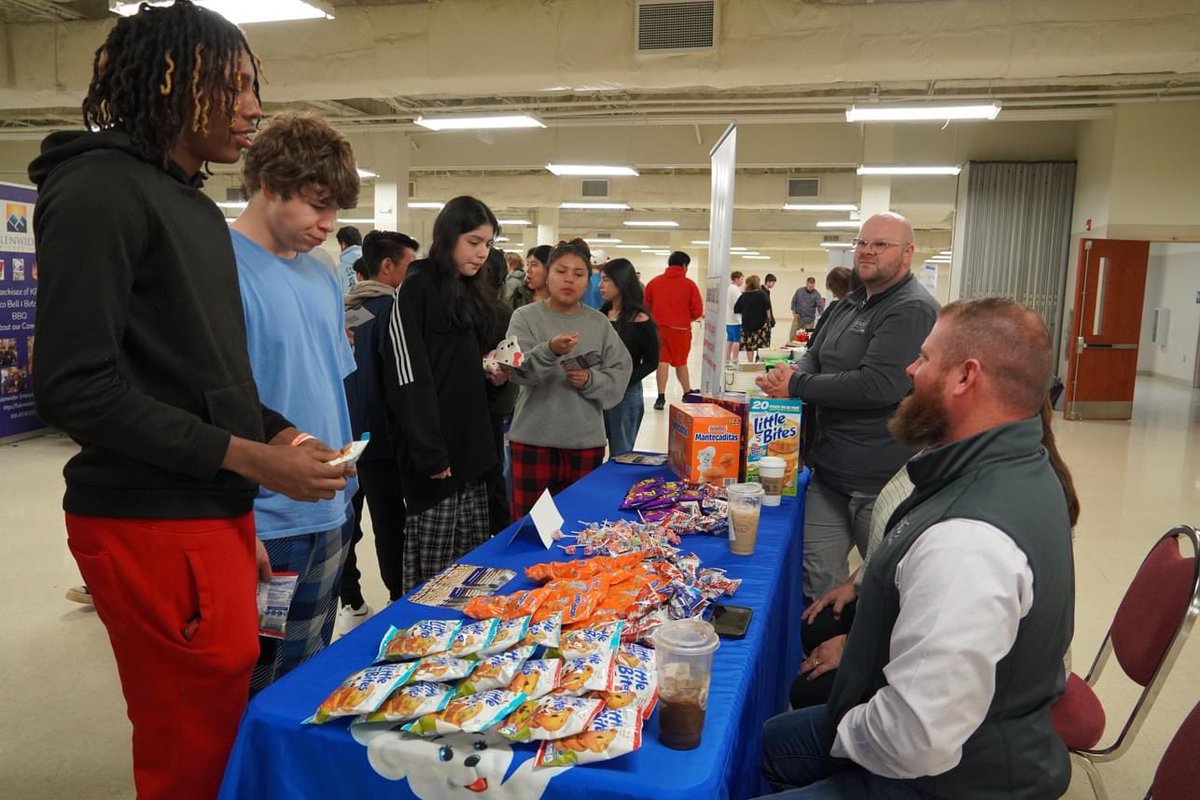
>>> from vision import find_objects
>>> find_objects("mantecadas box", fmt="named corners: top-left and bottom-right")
top-left (667, 403), bottom-right (742, 487)
top-left (746, 396), bottom-right (804, 496)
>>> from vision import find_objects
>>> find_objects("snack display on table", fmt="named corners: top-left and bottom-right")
top-left (667, 403), bottom-right (742, 486)
top-left (406, 654), bottom-right (475, 683)
top-left (359, 681), bottom-right (455, 724)
top-left (377, 619), bottom-right (462, 661)
top-left (447, 617), bottom-right (500, 657)
top-left (305, 662), bottom-right (418, 724)
top-left (404, 689), bottom-right (528, 735)
top-left (482, 614), bottom-right (532, 654)
top-left (508, 658), bottom-right (563, 701)
top-left (455, 645), bottom-right (536, 695)
top-left (536, 706), bottom-right (644, 767)
top-left (498, 694), bottom-right (605, 742)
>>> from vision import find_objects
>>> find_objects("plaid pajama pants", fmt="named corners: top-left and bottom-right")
top-left (403, 480), bottom-right (490, 594)
top-left (509, 441), bottom-right (606, 522)
top-left (250, 518), bottom-right (353, 693)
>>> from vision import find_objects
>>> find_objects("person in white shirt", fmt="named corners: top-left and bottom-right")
top-left (725, 271), bottom-right (744, 363)
top-left (759, 298), bottom-right (1076, 799)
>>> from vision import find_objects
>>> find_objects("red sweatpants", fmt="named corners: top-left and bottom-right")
top-left (66, 512), bottom-right (260, 800)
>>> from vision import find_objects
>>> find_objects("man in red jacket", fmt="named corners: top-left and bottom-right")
top-left (645, 251), bottom-right (704, 410)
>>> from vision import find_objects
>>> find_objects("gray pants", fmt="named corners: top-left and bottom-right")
top-left (802, 474), bottom-right (876, 599)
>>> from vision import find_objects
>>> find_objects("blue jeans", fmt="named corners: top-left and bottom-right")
top-left (604, 384), bottom-right (645, 455)
top-left (755, 706), bottom-right (937, 800)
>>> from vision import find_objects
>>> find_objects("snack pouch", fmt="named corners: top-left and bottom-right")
top-left (482, 615), bottom-right (531, 655)
top-left (304, 662), bottom-right (417, 724)
top-left (358, 681), bottom-right (455, 724)
top-left (456, 645), bottom-right (536, 695)
top-left (464, 588), bottom-right (549, 621)
top-left (592, 662), bottom-right (658, 719)
top-left (404, 689), bottom-right (528, 736)
top-left (556, 651), bottom-right (616, 696)
top-left (498, 694), bottom-right (605, 742)
top-left (377, 619), bottom-right (462, 662)
top-left (557, 621), bottom-right (625, 660)
top-left (616, 642), bottom-right (655, 672)
top-left (520, 612), bottom-right (563, 650)
top-left (448, 618), bottom-right (500, 657)
top-left (508, 658), bottom-right (562, 701)
top-left (536, 706), bottom-right (644, 767)
top-left (407, 654), bottom-right (475, 684)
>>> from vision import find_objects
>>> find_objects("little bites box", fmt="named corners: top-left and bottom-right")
top-left (668, 403), bottom-right (742, 486)
top-left (746, 396), bottom-right (804, 495)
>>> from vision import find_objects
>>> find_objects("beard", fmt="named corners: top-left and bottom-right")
top-left (889, 386), bottom-right (949, 449)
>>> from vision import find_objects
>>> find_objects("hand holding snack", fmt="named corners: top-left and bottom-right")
top-left (549, 332), bottom-right (580, 356)
top-left (248, 442), bottom-right (349, 502)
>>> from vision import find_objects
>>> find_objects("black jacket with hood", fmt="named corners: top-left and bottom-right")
top-left (29, 130), bottom-right (291, 519)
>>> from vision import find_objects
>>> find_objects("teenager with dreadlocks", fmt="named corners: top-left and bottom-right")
top-left (28, 3), bottom-right (349, 798)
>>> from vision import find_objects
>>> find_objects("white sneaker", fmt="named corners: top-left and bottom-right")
top-left (336, 602), bottom-right (372, 635)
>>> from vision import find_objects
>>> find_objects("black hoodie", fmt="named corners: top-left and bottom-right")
top-left (29, 130), bottom-right (290, 518)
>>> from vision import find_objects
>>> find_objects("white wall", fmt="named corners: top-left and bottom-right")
top-left (1137, 243), bottom-right (1200, 383)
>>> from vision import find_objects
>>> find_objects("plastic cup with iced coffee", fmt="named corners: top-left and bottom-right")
top-left (757, 455), bottom-right (786, 507)
top-left (654, 619), bottom-right (720, 750)
top-left (726, 482), bottom-right (765, 555)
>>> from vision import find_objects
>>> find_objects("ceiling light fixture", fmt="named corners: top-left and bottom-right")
top-left (583, 238), bottom-right (623, 245)
top-left (857, 165), bottom-right (962, 176)
top-left (614, 244), bottom-right (651, 249)
top-left (816, 220), bottom-right (862, 229)
top-left (356, 168), bottom-right (377, 179)
top-left (547, 164), bottom-right (639, 177)
top-left (109, 0), bottom-right (333, 23)
top-left (820, 242), bottom-right (853, 249)
top-left (415, 114), bottom-right (544, 131)
top-left (690, 240), bottom-right (710, 245)
top-left (742, 255), bottom-right (771, 260)
top-left (623, 220), bottom-right (679, 228)
top-left (729, 247), bottom-right (751, 252)
top-left (783, 203), bottom-right (859, 212)
top-left (846, 102), bottom-right (1001, 123)
top-left (496, 218), bottom-right (533, 226)
top-left (408, 201), bottom-right (445, 209)
top-left (939, 250), bottom-right (953, 256)
top-left (928, 257), bottom-right (952, 263)
top-left (560, 202), bottom-right (631, 210)
top-left (216, 201), bottom-right (248, 210)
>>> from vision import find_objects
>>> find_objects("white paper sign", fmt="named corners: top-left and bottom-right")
top-left (528, 489), bottom-right (564, 550)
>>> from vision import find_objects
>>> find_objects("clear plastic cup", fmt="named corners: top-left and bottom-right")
top-left (654, 619), bottom-right (720, 750)
top-left (726, 482), bottom-right (765, 555)
top-left (757, 456), bottom-right (786, 507)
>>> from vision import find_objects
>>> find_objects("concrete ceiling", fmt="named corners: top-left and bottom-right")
top-left (1, 0), bottom-right (1197, 264)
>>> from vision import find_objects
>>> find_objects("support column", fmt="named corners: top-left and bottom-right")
top-left (362, 132), bottom-right (409, 233)
top-left (859, 125), bottom-right (894, 217)
top-left (536, 206), bottom-right (559, 248)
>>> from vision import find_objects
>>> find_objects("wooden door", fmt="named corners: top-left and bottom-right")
top-left (1063, 238), bottom-right (1150, 420)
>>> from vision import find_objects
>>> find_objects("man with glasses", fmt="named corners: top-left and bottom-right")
top-left (757, 212), bottom-right (938, 601)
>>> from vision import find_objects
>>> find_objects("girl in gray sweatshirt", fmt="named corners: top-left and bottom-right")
top-left (505, 240), bottom-right (632, 519)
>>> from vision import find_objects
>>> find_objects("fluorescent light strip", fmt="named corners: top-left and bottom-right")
top-left (337, 218), bottom-right (375, 224)
top-left (729, 247), bottom-right (751, 252)
top-left (415, 114), bottom-right (544, 131)
top-left (816, 221), bottom-right (861, 229)
top-left (216, 201), bottom-right (247, 209)
top-left (928, 257), bottom-right (952, 263)
top-left (613, 244), bottom-right (650, 249)
top-left (690, 240), bottom-right (710, 245)
top-left (939, 250), bottom-right (953, 256)
top-left (560, 202), bottom-right (631, 210)
top-left (495, 237), bottom-right (510, 243)
top-left (496, 218), bottom-right (532, 226)
top-left (583, 238), bottom-right (622, 245)
top-left (820, 242), bottom-right (853, 249)
top-left (742, 255), bottom-right (771, 260)
top-left (408, 201), bottom-right (445, 209)
top-left (623, 220), bottom-right (678, 228)
top-left (110, 0), bottom-right (334, 23)
top-left (846, 103), bottom-right (1001, 123)
top-left (857, 165), bottom-right (962, 176)
top-left (356, 168), bottom-right (377, 179)
top-left (783, 203), bottom-right (859, 212)
top-left (547, 164), bottom-right (639, 177)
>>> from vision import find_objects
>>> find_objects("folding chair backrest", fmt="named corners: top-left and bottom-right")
top-left (1148, 702), bottom-right (1200, 800)
top-left (1110, 530), bottom-right (1198, 686)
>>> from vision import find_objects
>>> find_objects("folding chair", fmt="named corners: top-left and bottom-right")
top-left (1051, 524), bottom-right (1200, 800)
top-left (1146, 701), bottom-right (1200, 800)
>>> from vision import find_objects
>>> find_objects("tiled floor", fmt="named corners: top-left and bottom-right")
top-left (1, 373), bottom-right (1196, 798)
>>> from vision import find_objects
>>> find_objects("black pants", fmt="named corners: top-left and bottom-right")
top-left (790, 599), bottom-right (858, 709)
top-left (339, 458), bottom-right (407, 606)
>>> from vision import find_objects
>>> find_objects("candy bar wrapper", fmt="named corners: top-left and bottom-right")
top-left (377, 619), bottom-right (463, 662)
top-left (404, 689), bottom-right (528, 736)
top-left (447, 618), bottom-right (500, 657)
top-left (667, 582), bottom-right (708, 619)
top-left (519, 612), bottom-right (562, 650)
top-left (620, 477), bottom-right (669, 511)
top-left (593, 662), bottom-right (658, 719)
top-left (304, 662), bottom-right (418, 724)
top-left (498, 693), bottom-right (605, 742)
top-left (456, 645), bottom-right (536, 695)
top-left (482, 615), bottom-right (531, 655)
top-left (407, 654), bottom-right (475, 684)
top-left (615, 642), bottom-right (655, 673)
top-left (556, 621), bottom-right (625, 661)
top-left (559, 349), bottom-right (602, 370)
top-left (556, 651), bottom-right (617, 697)
top-left (536, 706), bottom-right (643, 767)
top-left (357, 681), bottom-right (455, 724)
top-left (508, 658), bottom-right (562, 701)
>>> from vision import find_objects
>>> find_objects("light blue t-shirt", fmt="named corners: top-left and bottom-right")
top-left (232, 229), bottom-right (358, 539)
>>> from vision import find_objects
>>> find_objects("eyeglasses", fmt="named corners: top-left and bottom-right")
top-left (850, 238), bottom-right (908, 252)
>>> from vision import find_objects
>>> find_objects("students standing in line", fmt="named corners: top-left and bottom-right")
top-left (599, 258), bottom-right (658, 455)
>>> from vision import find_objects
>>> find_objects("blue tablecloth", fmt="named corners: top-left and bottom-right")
top-left (220, 462), bottom-right (810, 800)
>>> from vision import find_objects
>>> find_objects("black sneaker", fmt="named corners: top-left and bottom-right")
top-left (653, 396), bottom-right (665, 410)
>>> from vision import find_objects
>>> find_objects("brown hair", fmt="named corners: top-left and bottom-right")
top-left (744, 274), bottom-right (761, 291)
top-left (548, 238), bottom-right (593, 272)
top-left (826, 266), bottom-right (853, 298)
top-left (1040, 397), bottom-right (1080, 527)
top-left (938, 297), bottom-right (1053, 417)
top-left (241, 113), bottom-right (359, 209)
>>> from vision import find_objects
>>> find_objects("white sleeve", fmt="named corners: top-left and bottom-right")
top-left (831, 519), bottom-right (1034, 779)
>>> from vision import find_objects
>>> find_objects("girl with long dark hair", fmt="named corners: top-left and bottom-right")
top-left (505, 240), bottom-right (632, 519)
top-left (382, 195), bottom-right (505, 591)
top-left (599, 258), bottom-right (658, 454)
top-left (525, 244), bottom-right (552, 303)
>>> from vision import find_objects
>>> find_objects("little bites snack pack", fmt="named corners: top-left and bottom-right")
top-left (668, 403), bottom-right (741, 487)
top-left (746, 397), bottom-right (803, 495)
